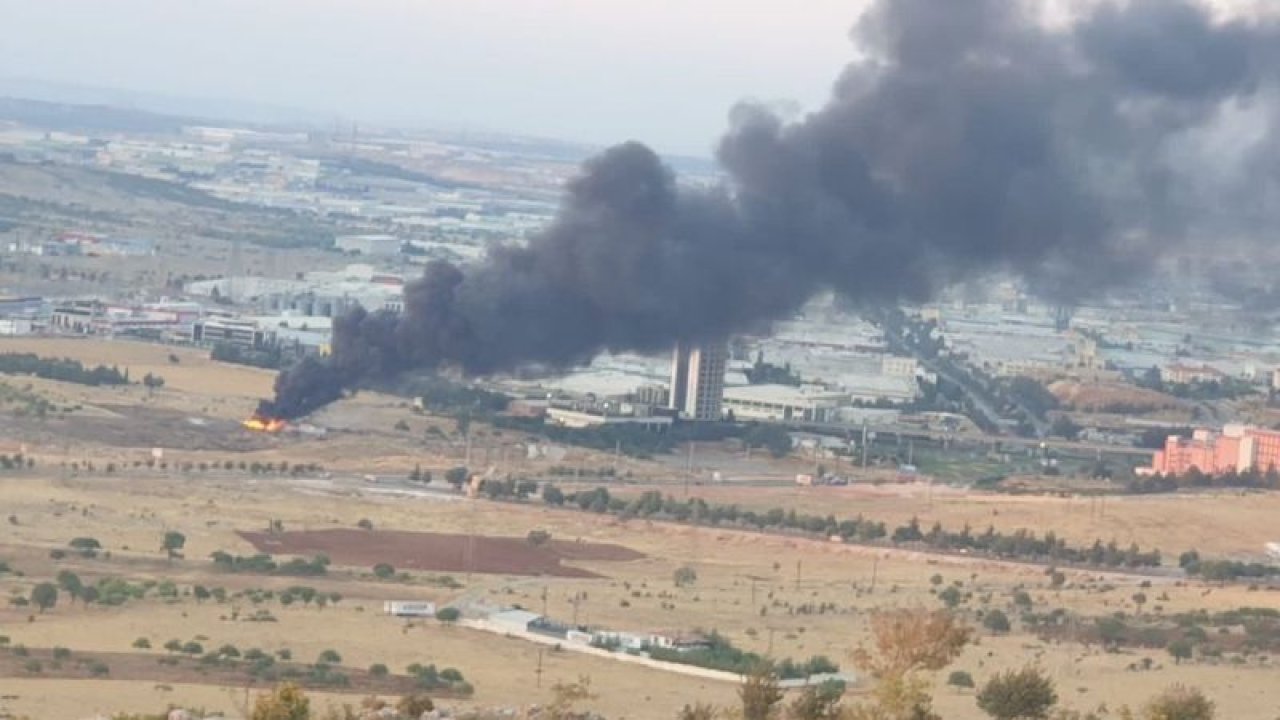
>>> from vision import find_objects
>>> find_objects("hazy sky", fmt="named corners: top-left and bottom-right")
top-left (0, 0), bottom-right (869, 156)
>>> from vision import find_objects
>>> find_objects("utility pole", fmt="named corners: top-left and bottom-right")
top-left (869, 555), bottom-right (880, 593)
top-left (685, 442), bottom-right (695, 497)
top-left (861, 422), bottom-right (869, 470)
top-left (536, 649), bottom-right (544, 688)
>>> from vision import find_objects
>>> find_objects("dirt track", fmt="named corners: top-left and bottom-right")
top-left (238, 528), bottom-right (644, 578)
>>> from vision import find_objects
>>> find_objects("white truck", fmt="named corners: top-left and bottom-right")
top-left (383, 601), bottom-right (436, 617)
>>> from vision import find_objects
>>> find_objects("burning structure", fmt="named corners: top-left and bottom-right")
top-left (261, 0), bottom-right (1280, 420)
top-left (242, 415), bottom-right (287, 433)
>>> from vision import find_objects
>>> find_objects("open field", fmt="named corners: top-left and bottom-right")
top-left (3, 469), bottom-right (1279, 719)
top-left (586, 481), bottom-right (1280, 559)
top-left (2, 338), bottom-right (1280, 718)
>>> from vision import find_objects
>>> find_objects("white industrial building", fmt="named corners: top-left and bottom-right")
top-left (722, 384), bottom-right (850, 423)
top-left (185, 264), bottom-right (404, 318)
top-left (335, 234), bottom-right (402, 256)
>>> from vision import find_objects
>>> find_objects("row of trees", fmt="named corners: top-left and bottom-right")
top-left (1127, 466), bottom-right (1280, 494)
top-left (638, 630), bottom-right (837, 679)
top-left (1178, 550), bottom-right (1280, 582)
top-left (64, 458), bottom-right (325, 476)
top-left (210, 551), bottom-right (330, 577)
top-left (0, 352), bottom-right (135, 386)
top-left (535, 485), bottom-right (1163, 570)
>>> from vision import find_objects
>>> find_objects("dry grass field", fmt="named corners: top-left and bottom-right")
top-left (1, 338), bottom-right (1280, 718)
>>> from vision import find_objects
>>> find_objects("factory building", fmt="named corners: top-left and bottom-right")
top-left (335, 234), bottom-right (402, 256)
top-left (192, 317), bottom-right (266, 350)
top-left (669, 342), bottom-right (727, 421)
top-left (722, 385), bottom-right (850, 423)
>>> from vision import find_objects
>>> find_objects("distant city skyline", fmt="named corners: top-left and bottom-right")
top-left (0, 0), bottom-right (866, 157)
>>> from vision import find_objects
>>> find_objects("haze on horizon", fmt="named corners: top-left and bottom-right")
top-left (0, 0), bottom-right (872, 156)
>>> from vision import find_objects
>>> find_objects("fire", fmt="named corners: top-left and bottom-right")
top-left (242, 415), bottom-right (287, 433)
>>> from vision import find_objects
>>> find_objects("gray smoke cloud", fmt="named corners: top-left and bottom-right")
top-left (262, 0), bottom-right (1280, 418)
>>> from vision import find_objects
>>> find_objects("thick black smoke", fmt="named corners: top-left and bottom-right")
top-left (261, 0), bottom-right (1280, 419)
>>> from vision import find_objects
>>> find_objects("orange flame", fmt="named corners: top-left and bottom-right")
top-left (242, 415), bottom-right (287, 433)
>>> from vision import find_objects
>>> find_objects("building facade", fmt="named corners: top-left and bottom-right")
top-left (1148, 424), bottom-right (1280, 476)
top-left (669, 342), bottom-right (727, 421)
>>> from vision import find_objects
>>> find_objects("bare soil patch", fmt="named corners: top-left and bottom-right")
top-left (237, 528), bottom-right (644, 578)
top-left (1049, 379), bottom-right (1181, 413)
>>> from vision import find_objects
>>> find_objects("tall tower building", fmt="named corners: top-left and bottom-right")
top-left (668, 342), bottom-right (727, 421)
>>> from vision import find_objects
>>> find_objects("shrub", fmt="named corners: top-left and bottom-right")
top-left (398, 695), bottom-right (435, 717)
top-left (977, 666), bottom-right (1058, 720)
top-left (949, 670), bottom-right (976, 689)
top-left (369, 663), bottom-right (389, 677)
top-left (673, 566), bottom-right (698, 588)
top-left (133, 637), bottom-right (152, 649)
top-left (435, 607), bottom-right (461, 623)
top-left (983, 610), bottom-right (1012, 634)
top-left (373, 563), bottom-right (395, 579)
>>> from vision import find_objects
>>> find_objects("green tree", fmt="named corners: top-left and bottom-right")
top-left (1166, 639), bottom-right (1193, 665)
top-left (977, 667), bottom-right (1058, 720)
top-left (373, 563), bottom-right (396, 579)
top-left (788, 679), bottom-right (845, 720)
top-left (162, 531), bottom-right (186, 560)
top-left (739, 664), bottom-right (783, 720)
top-left (983, 610), bottom-right (1012, 634)
top-left (435, 607), bottom-right (460, 623)
top-left (542, 484), bottom-right (566, 505)
top-left (445, 466), bottom-right (469, 488)
top-left (31, 582), bottom-right (58, 612)
top-left (193, 585), bottom-right (212, 603)
top-left (56, 570), bottom-right (82, 600)
top-left (317, 649), bottom-right (342, 665)
top-left (368, 663), bottom-right (389, 677)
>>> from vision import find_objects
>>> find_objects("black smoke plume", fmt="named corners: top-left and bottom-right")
top-left (260, 0), bottom-right (1280, 419)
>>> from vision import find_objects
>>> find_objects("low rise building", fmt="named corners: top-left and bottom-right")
top-left (722, 384), bottom-right (850, 423)
top-left (1163, 363), bottom-right (1225, 385)
top-left (193, 316), bottom-right (266, 350)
